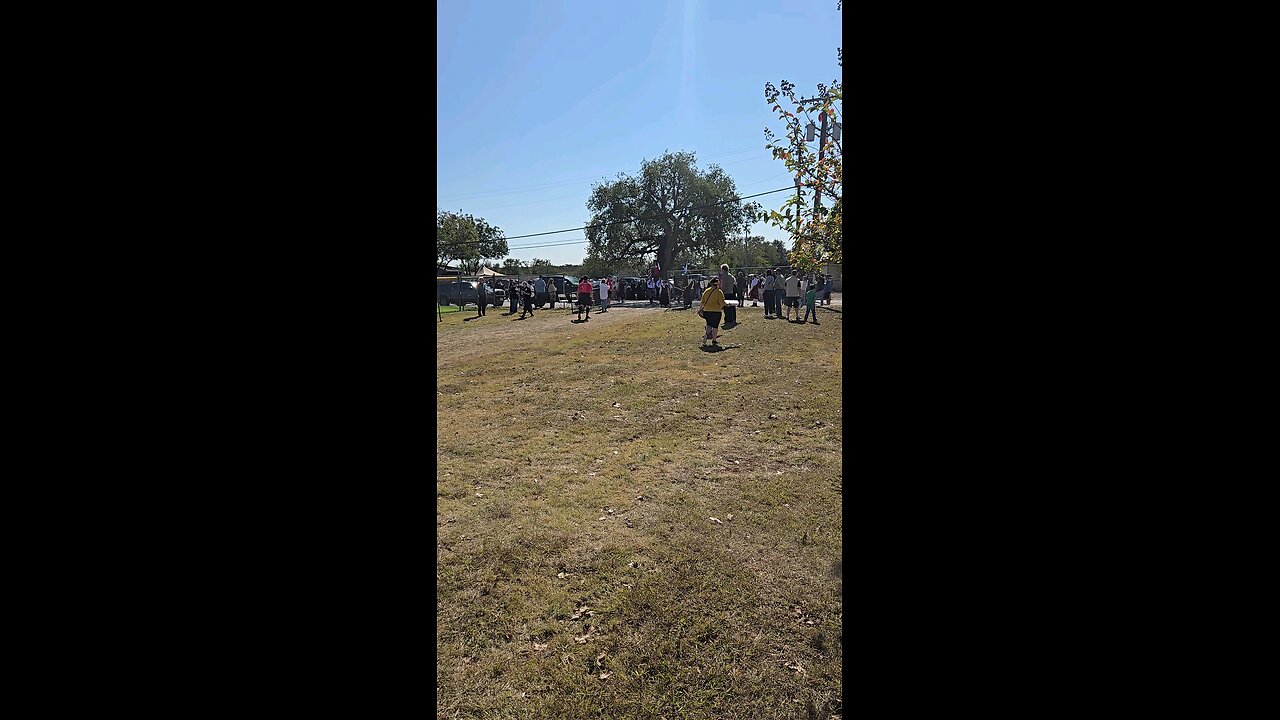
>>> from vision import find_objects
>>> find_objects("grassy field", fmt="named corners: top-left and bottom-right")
top-left (437, 300), bottom-right (843, 720)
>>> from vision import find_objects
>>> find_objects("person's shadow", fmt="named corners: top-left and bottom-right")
top-left (570, 318), bottom-right (589, 324)
top-left (463, 316), bottom-right (485, 322)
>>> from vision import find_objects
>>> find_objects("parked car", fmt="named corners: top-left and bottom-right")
top-left (621, 277), bottom-right (646, 300)
top-left (437, 280), bottom-right (503, 307)
top-left (542, 275), bottom-right (579, 302)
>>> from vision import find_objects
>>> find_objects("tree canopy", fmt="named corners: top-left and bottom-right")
top-left (437, 209), bottom-right (508, 274)
top-left (584, 151), bottom-right (759, 277)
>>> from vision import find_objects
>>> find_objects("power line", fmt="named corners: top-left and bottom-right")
top-left (436, 185), bottom-right (798, 251)
top-left (502, 185), bottom-right (794, 241)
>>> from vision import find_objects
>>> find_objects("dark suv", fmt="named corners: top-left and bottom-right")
top-left (438, 281), bottom-right (504, 307)
top-left (542, 275), bottom-right (579, 302)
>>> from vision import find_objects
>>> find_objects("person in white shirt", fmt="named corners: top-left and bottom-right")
top-left (784, 271), bottom-right (802, 322)
top-left (647, 277), bottom-right (657, 306)
top-left (599, 275), bottom-right (611, 312)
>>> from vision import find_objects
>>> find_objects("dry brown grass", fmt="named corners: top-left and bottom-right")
top-left (437, 301), bottom-right (843, 719)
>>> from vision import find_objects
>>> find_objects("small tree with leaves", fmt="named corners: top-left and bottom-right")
top-left (437, 210), bottom-right (509, 276)
top-left (758, 4), bottom-right (842, 275)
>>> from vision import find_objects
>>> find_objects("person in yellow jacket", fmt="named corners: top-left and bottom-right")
top-left (699, 276), bottom-right (727, 348)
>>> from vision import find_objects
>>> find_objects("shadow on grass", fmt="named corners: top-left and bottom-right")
top-left (463, 316), bottom-right (487, 322)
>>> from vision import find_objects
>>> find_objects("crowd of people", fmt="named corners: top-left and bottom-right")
top-left (463, 267), bottom-right (835, 346)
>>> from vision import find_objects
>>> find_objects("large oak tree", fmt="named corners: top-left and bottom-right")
top-left (584, 151), bottom-right (758, 276)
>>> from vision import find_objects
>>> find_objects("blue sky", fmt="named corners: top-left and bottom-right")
top-left (437, 0), bottom-right (842, 266)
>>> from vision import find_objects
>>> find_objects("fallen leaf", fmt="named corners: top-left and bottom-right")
top-left (574, 635), bottom-right (592, 644)
top-left (726, 513), bottom-right (734, 521)
top-left (475, 493), bottom-right (484, 497)
top-left (606, 508), bottom-right (615, 514)
top-left (613, 450), bottom-right (619, 454)
top-left (597, 516), bottom-right (606, 521)
top-left (557, 572), bottom-right (566, 579)
top-left (769, 413), bottom-right (778, 419)
top-left (532, 642), bottom-right (548, 651)
top-left (613, 403), bottom-right (621, 407)
top-left (598, 672), bottom-right (611, 680)
top-left (709, 517), bottom-right (724, 524)
top-left (734, 460), bottom-right (740, 464)
top-left (518, 691), bottom-right (528, 699)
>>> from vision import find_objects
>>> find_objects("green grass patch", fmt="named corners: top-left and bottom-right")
top-left (438, 305), bottom-right (843, 719)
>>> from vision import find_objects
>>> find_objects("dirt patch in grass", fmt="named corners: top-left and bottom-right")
top-left (438, 303), bottom-right (842, 719)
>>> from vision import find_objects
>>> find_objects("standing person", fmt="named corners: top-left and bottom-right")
top-left (736, 270), bottom-right (747, 306)
top-left (823, 274), bottom-right (834, 305)
top-left (659, 277), bottom-right (670, 307)
top-left (718, 264), bottom-right (736, 308)
top-left (533, 276), bottom-right (547, 308)
top-left (784, 269), bottom-right (802, 322)
top-left (599, 274), bottom-right (611, 312)
top-left (802, 277), bottom-right (819, 324)
top-left (748, 274), bottom-right (760, 306)
top-left (509, 280), bottom-right (519, 315)
top-left (698, 277), bottom-right (726, 348)
top-left (761, 269), bottom-right (777, 319)
top-left (647, 276), bottom-right (657, 306)
top-left (519, 281), bottom-right (535, 318)
top-left (576, 276), bottom-right (593, 321)
top-left (475, 279), bottom-right (488, 316)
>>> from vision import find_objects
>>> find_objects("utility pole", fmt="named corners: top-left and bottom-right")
top-left (799, 94), bottom-right (836, 223)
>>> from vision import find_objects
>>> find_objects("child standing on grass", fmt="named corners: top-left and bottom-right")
top-left (802, 277), bottom-right (819, 324)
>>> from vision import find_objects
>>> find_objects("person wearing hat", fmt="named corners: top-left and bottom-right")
top-left (698, 276), bottom-right (726, 347)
